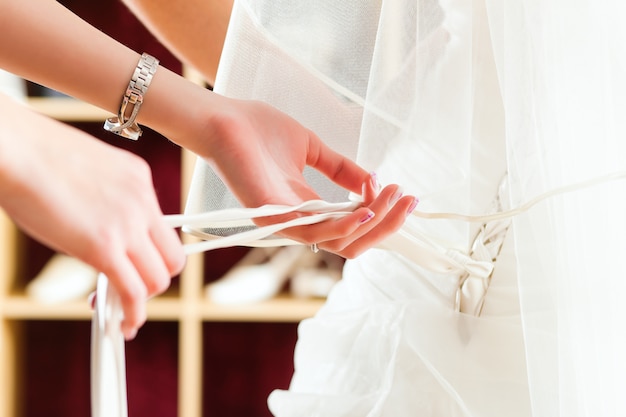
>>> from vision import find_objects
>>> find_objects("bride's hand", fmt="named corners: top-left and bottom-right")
top-left (196, 98), bottom-right (418, 258)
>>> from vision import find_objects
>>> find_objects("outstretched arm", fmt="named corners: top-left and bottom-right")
top-left (0, 0), bottom-right (415, 258)
top-left (121, 0), bottom-right (418, 256)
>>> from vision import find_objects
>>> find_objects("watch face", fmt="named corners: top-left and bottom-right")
top-left (91, 274), bottom-right (128, 417)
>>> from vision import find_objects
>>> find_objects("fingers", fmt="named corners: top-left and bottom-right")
top-left (306, 130), bottom-right (369, 196)
top-left (98, 221), bottom-right (185, 341)
top-left (362, 171), bottom-right (382, 204)
top-left (127, 236), bottom-right (171, 298)
top-left (336, 194), bottom-right (417, 258)
top-left (317, 184), bottom-right (415, 257)
top-left (279, 206), bottom-right (376, 245)
top-left (103, 255), bottom-right (148, 341)
top-left (150, 220), bottom-right (186, 277)
top-left (277, 179), bottom-right (417, 259)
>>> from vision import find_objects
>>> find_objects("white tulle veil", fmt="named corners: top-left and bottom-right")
top-left (185, 0), bottom-right (626, 415)
top-left (486, 1), bottom-right (626, 416)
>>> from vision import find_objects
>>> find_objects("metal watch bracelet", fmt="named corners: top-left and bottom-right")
top-left (103, 53), bottom-right (159, 140)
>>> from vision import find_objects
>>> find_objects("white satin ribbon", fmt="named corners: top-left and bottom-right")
top-left (91, 273), bottom-right (127, 417)
top-left (165, 170), bottom-right (626, 277)
top-left (165, 200), bottom-right (360, 255)
top-left (90, 170), bottom-right (626, 416)
top-left (172, 170), bottom-right (626, 316)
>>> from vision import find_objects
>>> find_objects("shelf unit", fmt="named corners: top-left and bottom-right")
top-left (0, 93), bottom-right (325, 417)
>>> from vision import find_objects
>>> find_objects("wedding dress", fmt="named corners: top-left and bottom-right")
top-left (185, 0), bottom-right (626, 415)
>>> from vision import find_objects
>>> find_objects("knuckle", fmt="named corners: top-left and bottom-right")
top-left (169, 253), bottom-right (186, 276)
top-left (160, 235), bottom-right (186, 276)
top-left (111, 280), bottom-right (148, 330)
top-left (125, 312), bottom-right (147, 333)
top-left (122, 282), bottom-right (148, 305)
top-left (149, 274), bottom-right (171, 296)
top-left (387, 213), bottom-right (409, 233)
top-left (283, 227), bottom-right (316, 245)
top-left (334, 220), bottom-right (359, 236)
top-left (87, 234), bottom-right (121, 272)
top-left (320, 240), bottom-right (347, 256)
top-left (128, 153), bottom-right (151, 177)
top-left (340, 247), bottom-right (361, 259)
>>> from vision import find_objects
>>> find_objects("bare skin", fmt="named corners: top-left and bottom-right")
top-left (0, 94), bottom-right (185, 340)
top-left (121, 0), bottom-right (234, 86)
top-left (0, 0), bottom-right (416, 338)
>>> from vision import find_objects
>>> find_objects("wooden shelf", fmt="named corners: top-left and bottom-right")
top-left (26, 97), bottom-right (112, 122)
top-left (196, 294), bottom-right (324, 322)
top-left (1, 294), bottom-right (177, 321)
top-left (0, 210), bottom-right (17, 297)
top-left (0, 293), bottom-right (323, 322)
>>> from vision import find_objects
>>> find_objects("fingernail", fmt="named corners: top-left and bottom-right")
top-left (125, 328), bottom-right (138, 341)
top-left (370, 172), bottom-right (381, 192)
top-left (406, 197), bottom-right (419, 214)
top-left (88, 291), bottom-right (97, 309)
top-left (359, 210), bottom-right (375, 224)
top-left (389, 187), bottom-right (404, 207)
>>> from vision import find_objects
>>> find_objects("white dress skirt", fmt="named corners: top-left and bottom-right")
top-left (186, 0), bottom-right (626, 415)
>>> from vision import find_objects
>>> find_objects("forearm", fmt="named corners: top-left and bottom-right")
top-left (0, 94), bottom-right (25, 200)
top-left (0, 1), bottom-right (136, 114)
top-left (0, 93), bottom-right (77, 205)
top-left (121, 0), bottom-right (234, 85)
top-left (0, 0), bottom-right (221, 155)
top-left (0, 95), bottom-right (185, 339)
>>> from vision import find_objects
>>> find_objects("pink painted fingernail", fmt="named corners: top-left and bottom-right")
top-left (359, 210), bottom-right (375, 224)
top-left (88, 291), bottom-right (97, 309)
top-left (389, 187), bottom-right (404, 207)
top-left (406, 197), bottom-right (419, 214)
top-left (370, 172), bottom-right (381, 192)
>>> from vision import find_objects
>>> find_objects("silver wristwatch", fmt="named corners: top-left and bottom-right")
top-left (103, 53), bottom-right (159, 140)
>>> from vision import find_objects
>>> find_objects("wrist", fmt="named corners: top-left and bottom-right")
top-left (0, 97), bottom-right (27, 200)
top-left (104, 53), bottom-right (159, 140)
top-left (133, 66), bottom-right (228, 157)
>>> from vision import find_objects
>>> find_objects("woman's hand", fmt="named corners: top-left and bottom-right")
top-left (194, 98), bottom-right (418, 258)
top-left (0, 96), bottom-right (185, 340)
top-left (114, 1), bottom-right (417, 257)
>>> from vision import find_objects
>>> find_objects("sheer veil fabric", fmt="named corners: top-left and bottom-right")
top-left (195, 0), bottom-right (626, 415)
